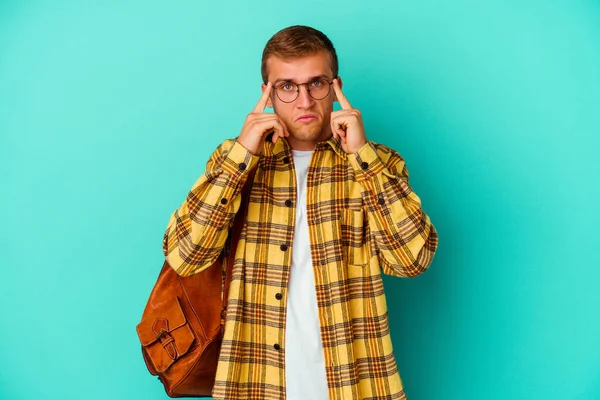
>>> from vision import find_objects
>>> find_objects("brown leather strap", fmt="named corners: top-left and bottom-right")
top-left (220, 167), bottom-right (256, 328)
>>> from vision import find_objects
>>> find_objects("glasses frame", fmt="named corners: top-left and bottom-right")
top-left (273, 77), bottom-right (336, 103)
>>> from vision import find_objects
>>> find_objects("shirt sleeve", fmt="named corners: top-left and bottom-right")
top-left (348, 141), bottom-right (439, 277)
top-left (162, 139), bottom-right (258, 277)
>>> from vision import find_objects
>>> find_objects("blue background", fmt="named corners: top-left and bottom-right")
top-left (2, 1), bottom-right (599, 399)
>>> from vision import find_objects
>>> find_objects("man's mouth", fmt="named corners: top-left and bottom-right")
top-left (295, 114), bottom-right (318, 122)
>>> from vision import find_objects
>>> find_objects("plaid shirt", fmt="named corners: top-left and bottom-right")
top-left (163, 136), bottom-right (438, 400)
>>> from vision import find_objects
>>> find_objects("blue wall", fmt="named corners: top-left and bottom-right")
top-left (2, 1), bottom-right (599, 399)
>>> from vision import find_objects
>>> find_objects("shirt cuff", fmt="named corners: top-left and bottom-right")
top-left (221, 140), bottom-right (259, 177)
top-left (349, 141), bottom-right (386, 183)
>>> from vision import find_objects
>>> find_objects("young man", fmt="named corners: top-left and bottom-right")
top-left (163, 25), bottom-right (438, 400)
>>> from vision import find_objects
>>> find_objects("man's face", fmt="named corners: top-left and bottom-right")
top-left (263, 51), bottom-right (339, 150)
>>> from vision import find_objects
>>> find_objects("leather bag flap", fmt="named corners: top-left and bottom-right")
top-left (137, 297), bottom-right (189, 345)
top-left (136, 297), bottom-right (195, 373)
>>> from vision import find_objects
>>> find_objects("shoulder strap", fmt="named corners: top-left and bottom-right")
top-left (220, 167), bottom-right (256, 329)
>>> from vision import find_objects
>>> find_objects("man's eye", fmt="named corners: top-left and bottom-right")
top-left (281, 83), bottom-right (295, 91)
top-left (310, 80), bottom-right (323, 88)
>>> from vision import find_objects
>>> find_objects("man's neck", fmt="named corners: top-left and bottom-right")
top-left (286, 132), bottom-right (333, 151)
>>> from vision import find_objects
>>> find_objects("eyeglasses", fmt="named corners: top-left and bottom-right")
top-left (274, 78), bottom-right (334, 103)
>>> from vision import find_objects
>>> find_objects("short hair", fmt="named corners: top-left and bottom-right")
top-left (261, 25), bottom-right (338, 83)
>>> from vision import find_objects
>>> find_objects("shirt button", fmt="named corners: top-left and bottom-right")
top-left (361, 161), bottom-right (369, 170)
top-left (273, 343), bottom-right (281, 351)
top-left (275, 293), bottom-right (283, 300)
top-left (283, 157), bottom-right (290, 164)
top-left (378, 197), bottom-right (385, 205)
top-left (280, 244), bottom-right (288, 251)
top-left (239, 162), bottom-right (247, 171)
top-left (285, 199), bottom-right (292, 207)
top-left (220, 198), bottom-right (228, 205)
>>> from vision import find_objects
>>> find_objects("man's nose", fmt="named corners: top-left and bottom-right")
top-left (295, 84), bottom-right (315, 108)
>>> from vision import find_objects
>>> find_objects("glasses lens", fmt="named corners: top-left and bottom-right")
top-left (309, 80), bottom-right (330, 100)
top-left (276, 83), bottom-right (298, 103)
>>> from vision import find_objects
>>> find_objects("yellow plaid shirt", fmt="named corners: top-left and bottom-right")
top-left (163, 136), bottom-right (438, 400)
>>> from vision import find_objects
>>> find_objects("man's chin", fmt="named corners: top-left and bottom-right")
top-left (290, 125), bottom-right (326, 141)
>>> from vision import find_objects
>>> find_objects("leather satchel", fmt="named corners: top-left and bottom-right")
top-left (136, 172), bottom-right (254, 397)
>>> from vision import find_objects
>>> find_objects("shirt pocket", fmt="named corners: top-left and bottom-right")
top-left (339, 208), bottom-right (370, 267)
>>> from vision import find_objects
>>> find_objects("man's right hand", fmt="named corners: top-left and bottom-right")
top-left (237, 82), bottom-right (290, 155)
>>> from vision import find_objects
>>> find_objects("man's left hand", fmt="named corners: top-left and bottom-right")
top-left (330, 78), bottom-right (367, 154)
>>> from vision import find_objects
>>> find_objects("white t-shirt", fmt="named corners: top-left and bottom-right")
top-left (285, 149), bottom-right (329, 400)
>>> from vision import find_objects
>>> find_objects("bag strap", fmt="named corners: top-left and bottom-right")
top-left (220, 166), bottom-right (256, 330)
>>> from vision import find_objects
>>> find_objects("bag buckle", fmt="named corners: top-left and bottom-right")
top-left (153, 319), bottom-right (177, 360)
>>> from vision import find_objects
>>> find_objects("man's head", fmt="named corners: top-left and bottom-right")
top-left (261, 26), bottom-right (342, 150)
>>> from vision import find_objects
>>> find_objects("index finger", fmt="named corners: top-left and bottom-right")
top-left (253, 82), bottom-right (272, 113)
top-left (332, 78), bottom-right (352, 110)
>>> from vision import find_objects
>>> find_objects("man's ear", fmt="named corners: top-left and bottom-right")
top-left (261, 84), bottom-right (273, 108)
top-left (333, 76), bottom-right (343, 103)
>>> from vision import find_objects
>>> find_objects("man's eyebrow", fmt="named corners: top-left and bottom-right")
top-left (272, 75), bottom-right (330, 85)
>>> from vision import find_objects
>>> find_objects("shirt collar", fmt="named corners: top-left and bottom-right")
top-left (321, 134), bottom-right (347, 160)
